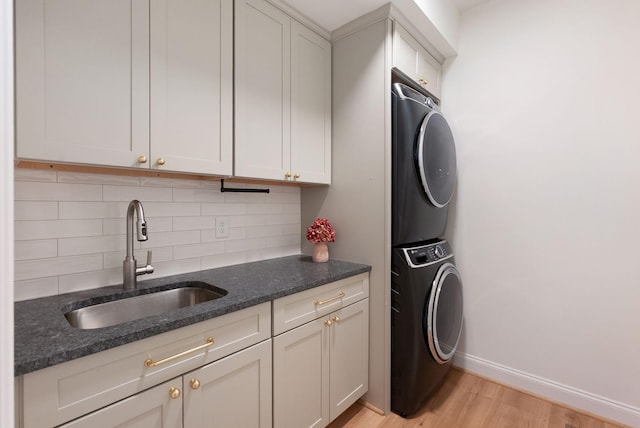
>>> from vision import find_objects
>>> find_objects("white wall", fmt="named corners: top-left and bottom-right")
top-left (14, 169), bottom-right (301, 300)
top-left (1, 0), bottom-right (14, 424)
top-left (443, 0), bottom-right (640, 425)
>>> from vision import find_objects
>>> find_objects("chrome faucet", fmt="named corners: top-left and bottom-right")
top-left (123, 200), bottom-right (154, 290)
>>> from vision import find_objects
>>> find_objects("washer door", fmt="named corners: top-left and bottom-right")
top-left (424, 263), bottom-right (463, 364)
top-left (415, 111), bottom-right (457, 208)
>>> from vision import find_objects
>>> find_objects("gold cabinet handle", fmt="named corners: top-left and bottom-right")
top-left (419, 77), bottom-right (428, 86)
top-left (324, 319), bottom-right (332, 327)
top-left (144, 337), bottom-right (214, 368)
top-left (156, 158), bottom-right (166, 166)
top-left (190, 379), bottom-right (201, 390)
top-left (332, 316), bottom-right (341, 323)
top-left (169, 387), bottom-right (181, 399)
top-left (285, 171), bottom-right (292, 178)
top-left (293, 172), bottom-right (300, 179)
top-left (137, 155), bottom-right (148, 164)
top-left (315, 291), bottom-right (345, 306)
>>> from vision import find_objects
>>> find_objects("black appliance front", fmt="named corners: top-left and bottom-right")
top-left (392, 83), bottom-right (457, 246)
top-left (391, 240), bottom-right (464, 417)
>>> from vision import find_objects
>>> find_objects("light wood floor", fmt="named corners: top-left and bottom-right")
top-left (328, 369), bottom-right (628, 428)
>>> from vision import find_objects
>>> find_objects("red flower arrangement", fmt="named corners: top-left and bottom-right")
top-left (306, 218), bottom-right (336, 243)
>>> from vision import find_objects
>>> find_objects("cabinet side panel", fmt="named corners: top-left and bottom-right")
top-left (301, 19), bottom-right (390, 412)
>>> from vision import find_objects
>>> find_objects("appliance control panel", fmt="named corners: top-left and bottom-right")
top-left (403, 241), bottom-right (452, 267)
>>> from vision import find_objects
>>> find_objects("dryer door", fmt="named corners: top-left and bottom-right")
top-left (424, 262), bottom-right (463, 364)
top-left (415, 111), bottom-right (457, 208)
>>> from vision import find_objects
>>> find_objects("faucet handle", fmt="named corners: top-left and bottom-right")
top-left (136, 250), bottom-right (154, 276)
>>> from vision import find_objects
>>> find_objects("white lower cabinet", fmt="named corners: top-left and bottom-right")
top-left (183, 340), bottom-right (272, 427)
top-left (273, 275), bottom-right (370, 428)
top-left (59, 379), bottom-right (183, 427)
top-left (16, 274), bottom-right (369, 428)
top-left (60, 340), bottom-right (271, 428)
top-left (17, 303), bottom-right (271, 428)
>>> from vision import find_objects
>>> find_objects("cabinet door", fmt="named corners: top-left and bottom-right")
top-left (392, 22), bottom-right (441, 99)
top-left (183, 340), bottom-right (272, 428)
top-left (273, 318), bottom-right (329, 428)
top-left (290, 21), bottom-right (332, 184)
top-left (235, 0), bottom-right (291, 181)
top-left (59, 379), bottom-right (182, 428)
top-left (15, 0), bottom-right (149, 167)
top-left (329, 298), bottom-right (369, 422)
top-left (150, 0), bottom-right (232, 175)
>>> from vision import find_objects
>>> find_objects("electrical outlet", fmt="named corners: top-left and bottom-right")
top-left (215, 216), bottom-right (229, 238)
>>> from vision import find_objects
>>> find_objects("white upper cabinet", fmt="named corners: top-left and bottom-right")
top-left (235, 0), bottom-right (331, 184)
top-left (150, 0), bottom-right (233, 175)
top-left (290, 22), bottom-right (332, 184)
top-left (392, 22), bottom-right (442, 99)
top-left (15, 0), bottom-right (233, 176)
top-left (15, 0), bottom-right (150, 168)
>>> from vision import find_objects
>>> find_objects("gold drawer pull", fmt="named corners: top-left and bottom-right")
top-left (332, 316), bottom-right (341, 323)
top-left (314, 291), bottom-right (345, 306)
top-left (144, 337), bottom-right (214, 368)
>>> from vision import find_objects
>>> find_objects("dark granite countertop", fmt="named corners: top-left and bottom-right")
top-left (15, 255), bottom-right (370, 377)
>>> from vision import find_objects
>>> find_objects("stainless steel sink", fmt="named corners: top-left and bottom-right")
top-left (65, 283), bottom-right (227, 329)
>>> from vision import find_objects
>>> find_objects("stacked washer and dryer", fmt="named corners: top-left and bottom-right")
top-left (390, 82), bottom-right (464, 417)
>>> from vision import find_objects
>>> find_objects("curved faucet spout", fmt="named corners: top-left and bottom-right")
top-left (124, 200), bottom-right (153, 290)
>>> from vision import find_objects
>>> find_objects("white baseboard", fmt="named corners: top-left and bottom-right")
top-left (453, 352), bottom-right (640, 427)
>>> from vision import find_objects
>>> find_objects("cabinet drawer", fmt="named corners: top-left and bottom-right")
top-left (273, 273), bottom-right (369, 335)
top-left (20, 302), bottom-right (270, 428)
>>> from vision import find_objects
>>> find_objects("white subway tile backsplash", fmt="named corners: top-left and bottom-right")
top-left (201, 203), bottom-right (246, 216)
top-left (174, 242), bottom-right (225, 260)
top-left (222, 192), bottom-right (266, 204)
top-left (57, 172), bottom-right (140, 186)
top-left (58, 235), bottom-right (125, 256)
top-left (201, 252), bottom-right (247, 270)
top-left (14, 168), bottom-right (57, 182)
top-left (266, 234), bottom-right (299, 248)
top-left (173, 216), bottom-right (215, 231)
top-left (14, 173), bottom-right (302, 300)
top-left (246, 224), bottom-right (284, 238)
top-left (103, 246), bottom-right (174, 269)
top-left (225, 237), bottom-right (266, 253)
top-left (266, 213), bottom-right (300, 225)
top-left (14, 201), bottom-right (58, 220)
top-left (230, 215), bottom-right (265, 227)
top-left (246, 203), bottom-right (299, 215)
top-left (102, 217), bottom-right (173, 235)
top-left (16, 181), bottom-right (102, 201)
top-left (151, 258), bottom-right (202, 278)
top-left (15, 219), bottom-right (102, 240)
top-left (103, 185), bottom-right (173, 202)
top-left (15, 254), bottom-right (103, 281)
top-left (59, 201), bottom-right (129, 219)
top-left (58, 268), bottom-right (122, 294)
top-left (14, 277), bottom-right (59, 301)
top-left (173, 188), bottom-right (224, 203)
top-left (140, 176), bottom-right (203, 189)
top-left (15, 239), bottom-right (58, 261)
top-left (141, 230), bottom-right (200, 248)
top-left (143, 202), bottom-right (201, 217)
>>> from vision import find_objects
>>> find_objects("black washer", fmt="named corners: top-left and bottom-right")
top-left (391, 240), bottom-right (464, 417)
